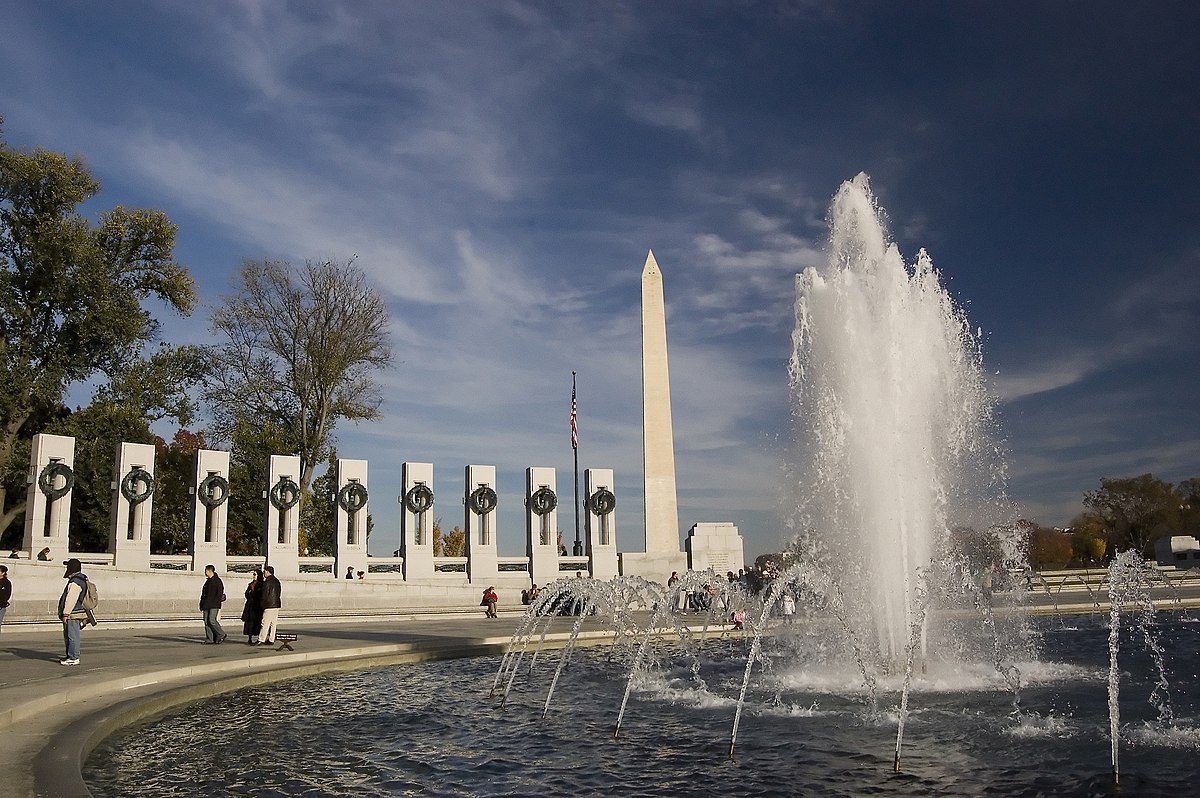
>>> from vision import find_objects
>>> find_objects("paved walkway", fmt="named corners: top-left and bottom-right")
top-left (0, 612), bottom-right (584, 798)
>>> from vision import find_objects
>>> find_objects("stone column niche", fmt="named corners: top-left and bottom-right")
top-left (264, 454), bottom-right (301, 578)
top-left (685, 522), bottom-right (746, 576)
top-left (108, 441), bottom-right (155, 571)
top-left (22, 433), bottom-right (76, 561)
top-left (464, 464), bottom-right (498, 585)
top-left (191, 449), bottom-right (231, 573)
top-left (526, 466), bottom-right (559, 587)
top-left (335, 458), bottom-right (369, 581)
top-left (584, 468), bottom-right (619, 580)
top-left (401, 461), bottom-right (434, 580)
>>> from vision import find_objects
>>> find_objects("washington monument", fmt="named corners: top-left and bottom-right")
top-left (640, 251), bottom-right (682, 557)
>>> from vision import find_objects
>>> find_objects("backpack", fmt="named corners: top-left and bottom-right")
top-left (81, 578), bottom-right (99, 611)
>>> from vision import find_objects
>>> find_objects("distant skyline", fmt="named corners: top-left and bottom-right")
top-left (2, 2), bottom-right (1197, 560)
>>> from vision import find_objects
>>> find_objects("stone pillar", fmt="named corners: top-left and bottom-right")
top-left (264, 455), bottom-right (301, 578)
top-left (191, 449), bottom-right (231, 573)
top-left (108, 441), bottom-right (155, 571)
top-left (401, 461), bottom-right (434, 580)
top-left (526, 466), bottom-right (559, 586)
top-left (585, 468), bottom-right (619, 580)
top-left (21, 433), bottom-right (76, 561)
top-left (685, 522), bottom-right (746, 576)
top-left (464, 464), bottom-right (498, 585)
top-left (334, 458), bottom-right (369, 581)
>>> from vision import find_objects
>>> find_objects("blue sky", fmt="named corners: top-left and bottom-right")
top-left (3, 2), bottom-right (1197, 560)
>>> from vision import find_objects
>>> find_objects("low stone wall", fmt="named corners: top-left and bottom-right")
top-left (0, 560), bottom-right (536, 622)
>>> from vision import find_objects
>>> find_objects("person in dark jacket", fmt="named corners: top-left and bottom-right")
top-left (199, 565), bottom-right (227, 644)
top-left (58, 558), bottom-right (88, 665)
top-left (259, 565), bottom-right (282, 645)
top-left (0, 564), bottom-right (11, 634)
top-left (241, 569), bottom-right (264, 645)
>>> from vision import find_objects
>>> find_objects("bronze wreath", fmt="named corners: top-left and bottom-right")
top-left (38, 462), bottom-right (75, 501)
top-left (588, 487), bottom-right (616, 516)
top-left (120, 467), bottom-right (155, 505)
top-left (270, 476), bottom-right (301, 511)
top-left (526, 486), bottom-right (557, 516)
top-left (338, 481), bottom-right (369, 513)
top-left (468, 485), bottom-right (498, 515)
top-left (404, 483), bottom-right (434, 514)
top-left (197, 474), bottom-right (230, 508)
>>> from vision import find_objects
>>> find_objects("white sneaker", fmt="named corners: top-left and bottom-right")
top-left (60, 658), bottom-right (80, 666)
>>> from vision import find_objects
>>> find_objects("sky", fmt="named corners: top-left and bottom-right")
top-left (2, 1), bottom-right (1197, 561)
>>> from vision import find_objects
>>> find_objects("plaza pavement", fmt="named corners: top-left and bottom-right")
top-left (0, 610), bottom-right (589, 798)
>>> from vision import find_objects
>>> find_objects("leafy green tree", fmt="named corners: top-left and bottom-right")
top-left (152, 429), bottom-right (207, 555)
top-left (1068, 511), bottom-right (1108, 565)
top-left (302, 449), bottom-right (339, 556)
top-left (225, 419), bottom-right (293, 556)
top-left (1084, 474), bottom-right (1183, 556)
top-left (0, 124), bottom-right (196, 536)
top-left (49, 402), bottom-right (155, 552)
top-left (205, 258), bottom-right (392, 501)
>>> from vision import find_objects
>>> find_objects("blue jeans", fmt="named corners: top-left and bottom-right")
top-left (202, 608), bottom-right (225, 642)
top-left (63, 618), bottom-right (81, 659)
top-left (0, 605), bottom-right (7, 632)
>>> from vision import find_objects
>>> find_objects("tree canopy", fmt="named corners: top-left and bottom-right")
top-left (206, 259), bottom-right (392, 497)
top-left (0, 125), bottom-right (196, 539)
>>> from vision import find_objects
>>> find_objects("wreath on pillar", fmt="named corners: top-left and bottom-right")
top-left (468, 485), bottom-right (498, 515)
top-left (338, 481), bottom-right (369, 513)
top-left (588, 487), bottom-right (617, 516)
top-left (526, 486), bottom-right (557, 516)
top-left (404, 483), bottom-right (434, 514)
top-left (120, 467), bottom-right (155, 505)
top-left (269, 476), bottom-right (301, 511)
top-left (197, 474), bottom-right (230, 508)
top-left (38, 462), bottom-right (75, 501)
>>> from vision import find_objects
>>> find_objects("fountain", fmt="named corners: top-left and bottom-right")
top-left (83, 176), bottom-right (1200, 797)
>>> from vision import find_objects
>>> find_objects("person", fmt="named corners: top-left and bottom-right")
top-left (38, 547), bottom-right (51, 561)
top-left (259, 565), bottom-right (282, 645)
top-left (0, 565), bottom-right (10, 634)
top-left (8, 549), bottom-right (18, 559)
top-left (345, 566), bottom-right (354, 579)
top-left (58, 558), bottom-right (88, 665)
top-left (780, 592), bottom-right (796, 624)
top-left (242, 569), bottom-right (264, 645)
top-left (527, 583), bottom-right (539, 604)
top-left (357, 570), bottom-right (365, 581)
top-left (481, 586), bottom-right (498, 619)
top-left (199, 564), bottom-right (227, 644)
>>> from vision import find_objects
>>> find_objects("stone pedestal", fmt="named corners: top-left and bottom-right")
top-left (335, 459), bottom-right (369, 581)
top-left (464, 464), bottom-right (498, 585)
top-left (585, 468), bottom-right (619, 580)
top-left (22, 433), bottom-right (76, 561)
top-left (685, 522), bottom-right (745, 576)
top-left (264, 455), bottom-right (301, 578)
top-left (108, 442), bottom-right (156, 571)
top-left (526, 467), bottom-right (559, 586)
top-left (401, 462), bottom-right (434, 580)
top-left (190, 449), bottom-right (231, 573)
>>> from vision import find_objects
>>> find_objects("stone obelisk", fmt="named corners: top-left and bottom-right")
top-left (640, 251), bottom-right (681, 556)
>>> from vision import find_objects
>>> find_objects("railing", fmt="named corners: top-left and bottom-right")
top-left (434, 557), bottom-right (467, 573)
top-left (497, 557), bottom-right (530, 573)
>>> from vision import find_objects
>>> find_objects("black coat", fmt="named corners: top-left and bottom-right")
top-left (199, 575), bottom-right (224, 611)
top-left (260, 575), bottom-right (282, 609)
top-left (241, 581), bottom-right (263, 636)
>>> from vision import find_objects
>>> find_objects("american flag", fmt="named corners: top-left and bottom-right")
top-left (570, 374), bottom-right (578, 449)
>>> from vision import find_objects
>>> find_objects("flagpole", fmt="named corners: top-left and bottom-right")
top-left (572, 371), bottom-right (582, 556)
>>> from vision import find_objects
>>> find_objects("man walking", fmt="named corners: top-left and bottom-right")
top-left (199, 564), bottom-right (227, 644)
top-left (0, 564), bottom-right (11, 634)
top-left (259, 565), bottom-right (282, 645)
top-left (59, 558), bottom-right (88, 665)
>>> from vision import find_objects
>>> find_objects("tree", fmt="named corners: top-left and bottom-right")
top-left (0, 125), bottom-right (196, 536)
top-left (1026, 523), bottom-right (1072, 570)
top-left (1084, 474), bottom-right (1183, 556)
top-left (432, 518), bottom-right (465, 557)
top-left (224, 418), bottom-right (293, 556)
top-left (206, 259), bottom-right (392, 498)
top-left (152, 429), bottom-right (207, 555)
top-left (1068, 511), bottom-right (1108, 565)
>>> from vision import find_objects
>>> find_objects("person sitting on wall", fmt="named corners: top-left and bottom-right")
top-left (38, 547), bottom-right (51, 561)
top-left (345, 566), bottom-right (354, 580)
top-left (481, 586), bottom-right (498, 619)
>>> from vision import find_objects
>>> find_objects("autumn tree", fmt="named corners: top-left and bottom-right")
top-left (1068, 511), bottom-right (1108, 565)
top-left (0, 123), bottom-right (196, 539)
top-left (1026, 523), bottom-right (1072, 570)
top-left (205, 259), bottom-right (392, 505)
top-left (432, 518), bottom-right (465, 557)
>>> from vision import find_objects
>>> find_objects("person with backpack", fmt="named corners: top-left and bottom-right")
top-left (199, 564), bottom-right (227, 644)
top-left (58, 558), bottom-right (89, 665)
